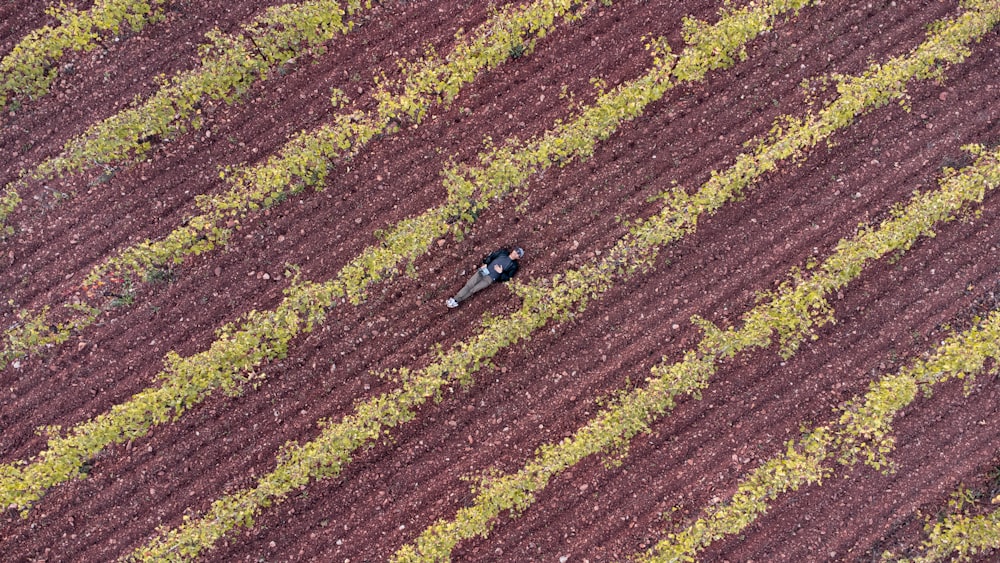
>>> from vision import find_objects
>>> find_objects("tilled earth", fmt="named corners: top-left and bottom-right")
top-left (0, 0), bottom-right (998, 561)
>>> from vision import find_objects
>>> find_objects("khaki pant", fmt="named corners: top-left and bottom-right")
top-left (454, 269), bottom-right (494, 303)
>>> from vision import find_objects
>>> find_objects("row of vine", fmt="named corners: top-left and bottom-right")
top-left (894, 487), bottom-right (1000, 562)
top-left (0, 0), bottom-right (167, 110)
top-left (0, 0), bottom-right (787, 519)
top-left (0, 0), bottom-right (608, 370)
top-left (86, 0), bottom-right (615, 283)
top-left (392, 127), bottom-right (1000, 563)
top-left (126, 2), bottom-right (1000, 558)
top-left (639, 146), bottom-right (1000, 563)
top-left (0, 0), bottom-right (371, 234)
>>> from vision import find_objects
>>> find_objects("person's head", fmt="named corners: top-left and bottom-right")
top-left (511, 247), bottom-right (524, 260)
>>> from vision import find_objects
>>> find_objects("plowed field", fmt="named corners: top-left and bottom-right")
top-left (1, 0), bottom-right (998, 561)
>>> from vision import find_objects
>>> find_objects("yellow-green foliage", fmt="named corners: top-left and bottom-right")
top-left (0, 0), bottom-right (369, 234)
top-left (11, 0), bottom-right (996, 556)
top-left (91, 0), bottom-right (827, 292)
top-left (33, 0), bottom-right (368, 180)
top-left (0, 0), bottom-right (167, 109)
top-left (89, 0), bottom-right (606, 285)
top-left (0, 269), bottom-right (338, 517)
top-left (0, 303), bottom-right (101, 370)
top-left (128, 1), bottom-right (1000, 559)
top-left (392, 3), bottom-right (1000, 546)
top-left (372, 0), bottom-right (597, 124)
top-left (644, 307), bottom-right (1000, 563)
top-left (894, 500), bottom-right (1000, 562)
top-left (648, 430), bottom-right (834, 563)
top-left (399, 138), bottom-right (1000, 562)
top-left (125, 1), bottom-right (829, 559)
top-left (84, 110), bottom-right (383, 284)
top-left (672, 0), bottom-right (813, 83)
top-left (0, 185), bottom-right (20, 236)
top-left (0, 0), bottom-right (674, 523)
top-left (127, 303), bottom-right (561, 561)
top-left (99, 13), bottom-right (679, 303)
top-left (5, 0), bottom-right (612, 373)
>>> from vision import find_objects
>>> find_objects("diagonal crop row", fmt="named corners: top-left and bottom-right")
top-left (636, 168), bottom-right (1000, 561)
top-left (391, 135), bottom-right (1000, 561)
top-left (0, 0), bottom-right (371, 234)
top-left (889, 486), bottom-right (1000, 562)
top-left (87, 0), bottom-right (618, 285)
top-left (127, 2), bottom-right (799, 552)
top-left (129, 4), bottom-right (1000, 558)
top-left (0, 0), bottom-right (794, 519)
top-left (0, 0), bottom-right (615, 373)
top-left (0, 0), bottom-right (167, 110)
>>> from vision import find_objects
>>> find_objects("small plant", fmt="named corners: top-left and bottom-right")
top-left (0, 185), bottom-right (21, 235)
top-left (109, 276), bottom-right (136, 307)
top-left (395, 11), bottom-right (1000, 553)
top-left (1, 302), bottom-right (101, 370)
top-left (887, 446), bottom-right (1000, 562)
top-left (143, 267), bottom-right (174, 284)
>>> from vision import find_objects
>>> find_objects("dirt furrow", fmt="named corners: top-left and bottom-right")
top-left (0, 0), bottom-right (54, 56)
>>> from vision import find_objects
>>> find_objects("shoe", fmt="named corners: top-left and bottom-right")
top-left (446, 298), bottom-right (459, 308)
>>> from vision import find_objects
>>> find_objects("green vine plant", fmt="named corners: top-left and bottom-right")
top-left (0, 302), bottom-right (102, 370)
top-left (3, 0), bottom-right (991, 542)
top-left (0, 0), bottom-right (611, 371)
top-left (882, 486), bottom-right (1000, 563)
top-left (882, 448), bottom-right (1000, 563)
top-left (124, 0), bottom-right (1000, 558)
top-left (0, 186), bottom-right (19, 236)
top-left (0, 0), bottom-right (168, 110)
top-left (126, 2), bottom-right (1000, 558)
top-left (0, 0), bottom-right (371, 234)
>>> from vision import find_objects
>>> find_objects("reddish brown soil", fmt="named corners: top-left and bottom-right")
top-left (1, 0), bottom-right (999, 561)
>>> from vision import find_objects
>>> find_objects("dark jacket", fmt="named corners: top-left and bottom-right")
top-left (481, 248), bottom-right (519, 282)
